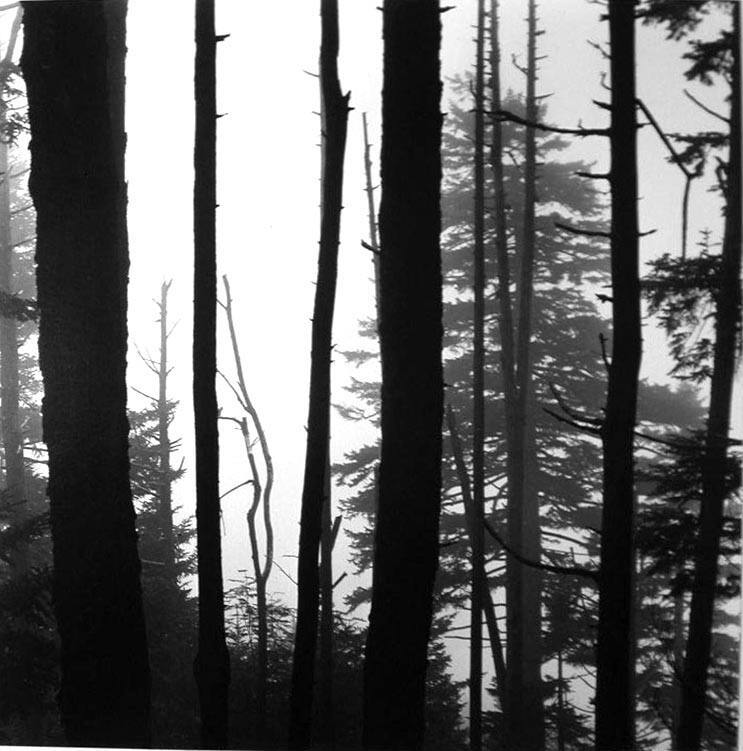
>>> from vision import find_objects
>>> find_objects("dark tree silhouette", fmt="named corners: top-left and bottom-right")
top-left (469, 1), bottom-right (486, 748)
top-left (193, 0), bottom-right (230, 746)
top-left (21, 1), bottom-right (151, 745)
top-left (595, 1), bottom-right (641, 749)
top-left (289, 0), bottom-right (349, 747)
top-left (362, 2), bottom-right (442, 749)
top-left (678, 4), bottom-right (741, 749)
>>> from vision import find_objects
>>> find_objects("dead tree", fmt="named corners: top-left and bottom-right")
top-left (289, 1), bottom-right (349, 746)
top-left (193, 0), bottom-right (230, 746)
top-left (21, 0), bottom-right (151, 744)
top-left (677, 5), bottom-right (741, 749)
top-left (362, 2), bottom-right (443, 749)
top-left (220, 276), bottom-right (275, 745)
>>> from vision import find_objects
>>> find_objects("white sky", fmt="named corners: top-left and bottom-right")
top-left (118, 0), bottom-right (738, 719)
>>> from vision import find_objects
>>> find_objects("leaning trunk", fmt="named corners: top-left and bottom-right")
top-left (289, 1), bottom-right (349, 746)
top-left (595, 1), bottom-right (641, 749)
top-left (362, 2), bottom-right (443, 749)
top-left (193, 0), bottom-right (230, 746)
top-left (677, 6), bottom-right (741, 749)
top-left (21, 1), bottom-right (151, 744)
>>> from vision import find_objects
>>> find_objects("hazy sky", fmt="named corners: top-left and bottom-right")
top-left (117, 0), bottom-right (735, 702)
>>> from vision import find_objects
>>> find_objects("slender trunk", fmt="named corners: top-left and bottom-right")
top-left (289, 1), bottom-right (348, 746)
top-left (677, 7), bottom-right (741, 749)
top-left (556, 650), bottom-right (565, 751)
top-left (240, 417), bottom-right (268, 744)
top-left (446, 403), bottom-right (508, 716)
top-left (22, 2), bottom-right (151, 744)
top-left (362, 112), bottom-right (381, 321)
top-left (513, 3), bottom-right (544, 748)
top-left (317, 462), bottom-right (335, 749)
top-left (193, 1), bottom-right (230, 746)
top-left (488, 3), bottom-right (520, 743)
top-left (362, 3), bottom-right (442, 748)
top-left (595, 2), bottom-right (641, 749)
top-left (157, 281), bottom-right (176, 577)
top-left (221, 276), bottom-right (275, 744)
top-left (672, 591), bottom-right (685, 742)
top-left (470, 2), bottom-right (486, 748)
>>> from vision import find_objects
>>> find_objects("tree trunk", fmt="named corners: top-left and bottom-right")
top-left (470, 1), bottom-right (486, 748)
top-left (317, 463), bottom-right (335, 749)
top-left (676, 6), bottom-right (741, 749)
top-left (289, 1), bottom-right (349, 746)
top-left (362, 112), bottom-right (381, 321)
top-left (157, 280), bottom-right (176, 578)
top-left (21, 1), bottom-right (151, 745)
top-left (362, 2), bottom-right (442, 749)
top-left (446, 403), bottom-right (508, 717)
top-left (513, 3), bottom-right (544, 748)
top-left (595, 1), bottom-right (641, 749)
top-left (193, 1), bottom-right (230, 746)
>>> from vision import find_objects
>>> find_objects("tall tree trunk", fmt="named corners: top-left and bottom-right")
top-left (470, 2), bottom-right (486, 748)
top-left (677, 6), bottom-right (741, 749)
top-left (193, 1), bottom-right (230, 746)
top-left (362, 2), bottom-right (442, 749)
top-left (514, 2), bottom-right (544, 748)
top-left (595, 1), bottom-right (641, 748)
top-left (289, 1), bottom-right (349, 746)
top-left (157, 280), bottom-right (176, 578)
top-left (362, 112), bottom-right (381, 321)
top-left (21, 1), bottom-right (151, 745)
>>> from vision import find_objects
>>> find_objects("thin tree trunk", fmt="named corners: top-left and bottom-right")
top-left (21, 1), bottom-right (151, 744)
top-left (672, 591), bottom-right (685, 741)
top-left (289, 1), bottom-right (349, 746)
top-left (556, 650), bottom-right (566, 751)
top-left (362, 112), bottom-right (381, 321)
top-left (193, 1), bottom-right (230, 746)
top-left (362, 2), bottom-right (442, 749)
top-left (470, 2), bottom-right (486, 747)
top-left (595, 1), bottom-right (641, 748)
top-left (221, 275), bottom-right (275, 744)
top-left (677, 6), bottom-right (741, 749)
top-left (488, 3), bottom-right (520, 743)
top-left (157, 280), bottom-right (176, 577)
top-left (514, 3), bottom-right (544, 748)
top-left (446, 403), bottom-right (508, 717)
top-left (317, 462), bottom-right (335, 749)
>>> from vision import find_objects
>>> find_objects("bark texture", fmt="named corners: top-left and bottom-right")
top-left (677, 6), bottom-right (741, 749)
top-left (193, 1), bottom-right (230, 746)
top-left (289, 0), bottom-right (349, 746)
top-left (21, 1), bottom-right (151, 745)
top-left (362, 2), bottom-right (442, 749)
top-left (595, 2), bottom-right (641, 748)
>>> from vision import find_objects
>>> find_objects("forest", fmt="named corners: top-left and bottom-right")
top-left (0, 0), bottom-right (739, 750)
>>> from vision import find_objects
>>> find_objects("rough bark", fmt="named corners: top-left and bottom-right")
top-left (595, 2), bottom-right (641, 749)
top-left (289, 1), bottom-right (349, 746)
top-left (21, 1), bottom-right (151, 745)
top-left (676, 6), bottom-right (741, 749)
top-left (470, 2), bottom-right (486, 747)
top-left (362, 2), bottom-right (442, 749)
top-left (193, 0), bottom-right (230, 746)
